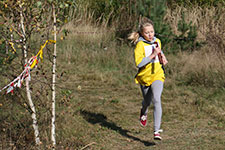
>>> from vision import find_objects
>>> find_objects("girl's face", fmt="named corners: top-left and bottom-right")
top-left (142, 25), bottom-right (155, 42)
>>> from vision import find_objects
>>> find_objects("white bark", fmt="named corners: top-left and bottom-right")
top-left (51, 4), bottom-right (57, 148)
top-left (5, 41), bottom-right (8, 54)
top-left (20, 6), bottom-right (41, 145)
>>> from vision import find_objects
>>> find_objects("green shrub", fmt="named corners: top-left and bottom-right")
top-left (173, 12), bottom-right (203, 52)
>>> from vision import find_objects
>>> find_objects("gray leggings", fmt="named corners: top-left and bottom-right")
top-left (140, 80), bottom-right (163, 131)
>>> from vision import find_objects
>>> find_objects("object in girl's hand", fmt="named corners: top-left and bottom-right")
top-left (153, 42), bottom-right (163, 64)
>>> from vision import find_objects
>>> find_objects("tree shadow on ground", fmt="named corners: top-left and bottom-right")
top-left (80, 110), bottom-right (155, 146)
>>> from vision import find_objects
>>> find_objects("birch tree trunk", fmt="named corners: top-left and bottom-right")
top-left (5, 41), bottom-right (8, 54)
top-left (20, 6), bottom-right (41, 145)
top-left (51, 4), bottom-right (57, 149)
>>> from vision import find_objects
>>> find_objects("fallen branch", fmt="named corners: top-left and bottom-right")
top-left (80, 142), bottom-right (96, 150)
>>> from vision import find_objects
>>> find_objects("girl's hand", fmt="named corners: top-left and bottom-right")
top-left (153, 47), bottom-right (161, 56)
top-left (161, 54), bottom-right (168, 65)
top-left (149, 47), bottom-right (161, 60)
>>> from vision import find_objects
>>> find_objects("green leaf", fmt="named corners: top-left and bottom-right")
top-left (65, 3), bottom-right (69, 7)
top-left (59, 3), bottom-right (64, 8)
top-left (37, 1), bottom-right (42, 8)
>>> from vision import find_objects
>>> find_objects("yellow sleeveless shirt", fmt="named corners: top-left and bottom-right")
top-left (134, 38), bottom-right (165, 86)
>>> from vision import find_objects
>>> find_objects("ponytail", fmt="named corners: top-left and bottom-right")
top-left (128, 31), bottom-right (140, 44)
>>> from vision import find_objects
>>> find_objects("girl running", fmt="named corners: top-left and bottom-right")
top-left (128, 17), bottom-right (168, 140)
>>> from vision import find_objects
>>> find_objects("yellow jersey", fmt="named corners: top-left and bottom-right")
top-left (134, 37), bottom-right (165, 86)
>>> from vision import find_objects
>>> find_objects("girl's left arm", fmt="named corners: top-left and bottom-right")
top-left (157, 39), bottom-right (168, 66)
top-left (161, 53), bottom-right (168, 65)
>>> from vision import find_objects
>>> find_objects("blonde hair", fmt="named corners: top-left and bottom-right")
top-left (128, 17), bottom-right (154, 44)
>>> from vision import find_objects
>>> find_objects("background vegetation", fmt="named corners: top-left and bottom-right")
top-left (0, 0), bottom-right (224, 149)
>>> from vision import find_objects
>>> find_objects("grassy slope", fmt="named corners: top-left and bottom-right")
top-left (55, 35), bottom-right (225, 150)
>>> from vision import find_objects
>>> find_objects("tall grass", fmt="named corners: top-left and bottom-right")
top-left (165, 5), bottom-right (225, 42)
top-left (163, 5), bottom-right (225, 124)
top-left (164, 5), bottom-right (225, 87)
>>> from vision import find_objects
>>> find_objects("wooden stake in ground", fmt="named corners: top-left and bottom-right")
top-left (20, 4), bottom-right (41, 145)
top-left (51, 3), bottom-right (57, 149)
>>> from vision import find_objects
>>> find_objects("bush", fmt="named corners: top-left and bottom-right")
top-left (173, 12), bottom-right (202, 52)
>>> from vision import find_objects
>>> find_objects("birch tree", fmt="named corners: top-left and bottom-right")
top-left (49, 1), bottom-right (75, 148)
top-left (19, 2), bottom-right (41, 145)
top-left (1, 0), bottom-right (75, 148)
top-left (0, 0), bottom-right (44, 146)
top-left (51, 3), bottom-right (57, 148)
top-left (0, 0), bottom-right (53, 147)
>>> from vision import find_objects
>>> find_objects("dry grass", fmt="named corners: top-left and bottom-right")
top-left (62, 23), bottom-right (114, 48)
top-left (180, 49), bottom-right (225, 86)
top-left (164, 5), bottom-right (225, 125)
top-left (165, 5), bottom-right (225, 41)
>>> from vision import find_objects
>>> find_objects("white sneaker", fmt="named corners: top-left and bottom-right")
top-left (154, 129), bottom-right (163, 140)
